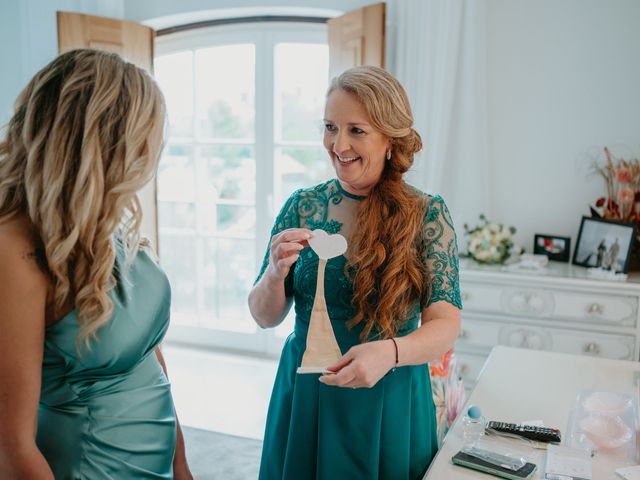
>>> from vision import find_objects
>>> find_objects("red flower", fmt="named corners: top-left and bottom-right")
top-left (429, 350), bottom-right (453, 378)
top-left (616, 167), bottom-right (633, 184)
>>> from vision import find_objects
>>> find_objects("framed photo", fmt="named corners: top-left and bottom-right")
top-left (534, 234), bottom-right (571, 262)
top-left (572, 216), bottom-right (636, 273)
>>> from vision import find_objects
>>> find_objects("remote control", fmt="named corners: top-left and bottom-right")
top-left (486, 421), bottom-right (561, 443)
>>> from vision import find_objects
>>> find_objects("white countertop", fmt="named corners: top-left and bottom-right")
top-left (424, 346), bottom-right (640, 479)
top-left (460, 257), bottom-right (640, 289)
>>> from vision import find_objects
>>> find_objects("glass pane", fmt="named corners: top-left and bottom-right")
top-left (275, 147), bottom-right (333, 209)
top-left (155, 51), bottom-right (193, 137)
top-left (202, 237), bottom-right (217, 315)
top-left (200, 144), bottom-right (255, 202)
top-left (158, 202), bottom-right (196, 230)
top-left (159, 235), bottom-right (198, 325)
top-left (195, 45), bottom-right (255, 139)
top-left (158, 145), bottom-right (196, 230)
top-left (201, 238), bottom-right (256, 333)
top-left (275, 43), bottom-right (329, 142)
top-left (216, 205), bottom-right (255, 236)
top-left (158, 144), bottom-right (195, 202)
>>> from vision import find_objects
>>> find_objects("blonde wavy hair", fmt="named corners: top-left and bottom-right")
top-left (328, 66), bottom-right (428, 341)
top-left (0, 49), bottom-right (166, 347)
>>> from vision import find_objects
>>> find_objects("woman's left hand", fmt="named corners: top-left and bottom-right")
top-left (319, 339), bottom-right (396, 389)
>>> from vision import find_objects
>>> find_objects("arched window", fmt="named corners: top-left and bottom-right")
top-left (155, 21), bottom-right (331, 353)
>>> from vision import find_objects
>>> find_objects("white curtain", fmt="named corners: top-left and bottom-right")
top-left (386, 0), bottom-right (490, 236)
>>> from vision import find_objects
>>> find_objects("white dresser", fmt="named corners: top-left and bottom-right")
top-left (456, 258), bottom-right (640, 390)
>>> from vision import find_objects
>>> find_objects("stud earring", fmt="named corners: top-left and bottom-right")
top-left (386, 149), bottom-right (392, 160)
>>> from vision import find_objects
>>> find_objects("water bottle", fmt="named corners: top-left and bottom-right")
top-left (462, 404), bottom-right (486, 449)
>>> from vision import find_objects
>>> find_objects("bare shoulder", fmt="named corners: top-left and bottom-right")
top-left (0, 215), bottom-right (49, 295)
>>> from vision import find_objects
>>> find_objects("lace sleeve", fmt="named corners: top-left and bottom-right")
top-left (421, 196), bottom-right (463, 309)
top-left (254, 190), bottom-right (301, 296)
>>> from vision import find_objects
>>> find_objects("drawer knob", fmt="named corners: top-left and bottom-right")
top-left (583, 342), bottom-right (601, 355)
top-left (461, 292), bottom-right (470, 301)
top-left (586, 303), bottom-right (604, 315)
top-left (458, 329), bottom-right (468, 339)
top-left (459, 364), bottom-right (469, 375)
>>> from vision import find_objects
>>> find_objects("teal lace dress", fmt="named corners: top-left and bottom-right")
top-left (36, 243), bottom-right (177, 479)
top-left (256, 179), bottom-right (462, 480)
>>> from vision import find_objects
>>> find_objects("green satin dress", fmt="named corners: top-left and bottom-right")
top-left (37, 243), bottom-right (177, 479)
top-left (257, 179), bottom-right (462, 480)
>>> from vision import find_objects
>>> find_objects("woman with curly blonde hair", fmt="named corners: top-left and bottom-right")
top-left (0, 49), bottom-right (191, 479)
top-left (250, 66), bottom-right (462, 479)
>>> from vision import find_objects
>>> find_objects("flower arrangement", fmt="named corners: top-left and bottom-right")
top-left (463, 214), bottom-right (516, 264)
top-left (592, 147), bottom-right (640, 227)
top-left (429, 350), bottom-right (466, 447)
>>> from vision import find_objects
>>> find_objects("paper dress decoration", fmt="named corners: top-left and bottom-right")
top-left (296, 230), bottom-right (348, 374)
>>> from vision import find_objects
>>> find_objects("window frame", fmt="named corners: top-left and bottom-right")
top-left (155, 22), bottom-right (328, 356)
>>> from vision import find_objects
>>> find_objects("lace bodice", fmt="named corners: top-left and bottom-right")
top-left (257, 179), bottom-right (462, 341)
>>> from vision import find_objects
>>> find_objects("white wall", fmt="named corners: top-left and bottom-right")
top-left (0, 0), bottom-right (124, 126)
top-left (485, 0), bottom-right (640, 250)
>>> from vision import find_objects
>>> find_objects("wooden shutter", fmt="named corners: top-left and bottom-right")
top-left (56, 11), bottom-right (158, 250)
top-left (327, 3), bottom-right (385, 79)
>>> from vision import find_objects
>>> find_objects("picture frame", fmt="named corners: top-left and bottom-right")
top-left (533, 234), bottom-right (571, 262)
top-left (572, 216), bottom-right (636, 273)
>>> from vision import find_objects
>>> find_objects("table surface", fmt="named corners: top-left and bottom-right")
top-left (423, 346), bottom-right (640, 479)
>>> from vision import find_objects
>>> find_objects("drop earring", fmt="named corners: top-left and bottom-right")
top-left (386, 149), bottom-right (392, 160)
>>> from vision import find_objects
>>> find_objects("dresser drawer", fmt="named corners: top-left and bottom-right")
top-left (461, 282), bottom-right (638, 327)
top-left (458, 318), bottom-right (636, 360)
top-left (460, 283), bottom-right (504, 313)
top-left (548, 291), bottom-right (637, 326)
top-left (457, 318), bottom-right (502, 351)
top-left (536, 327), bottom-right (635, 360)
top-left (455, 351), bottom-right (487, 386)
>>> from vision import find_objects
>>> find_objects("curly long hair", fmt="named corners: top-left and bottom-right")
top-left (0, 49), bottom-right (166, 347)
top-left (328, 66), bottom-right (428, 341)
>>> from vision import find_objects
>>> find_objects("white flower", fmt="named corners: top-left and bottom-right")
top-left (475, 250), bottom-right (487, 260)
top-left (465, 215), bottom-right (517, 263)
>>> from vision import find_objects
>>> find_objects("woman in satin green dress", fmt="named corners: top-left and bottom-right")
top-left (249, 66), bottom-right (462, 479)
top-left (0, 49), bottom-right (191, 479)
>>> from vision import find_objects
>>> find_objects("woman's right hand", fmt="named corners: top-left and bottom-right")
top-left (265, 228), bottom-right (313, 282)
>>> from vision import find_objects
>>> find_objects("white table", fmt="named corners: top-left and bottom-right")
top-left (424, 346), bottom-right (640, 479)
